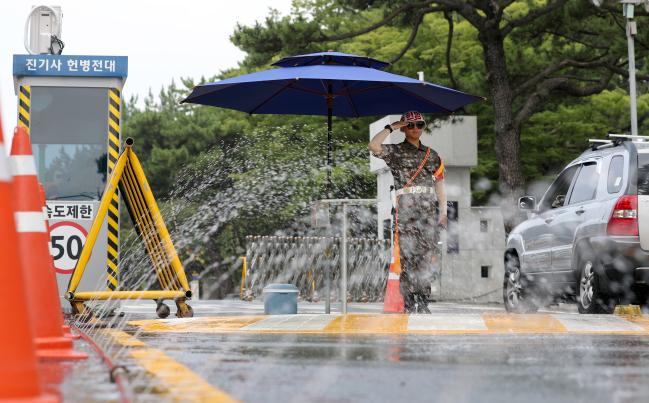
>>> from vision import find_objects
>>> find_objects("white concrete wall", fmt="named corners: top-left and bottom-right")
top-left (443, 168), bottom-right (472, 210)
top-left (437, 207), bottom-right (505, 303)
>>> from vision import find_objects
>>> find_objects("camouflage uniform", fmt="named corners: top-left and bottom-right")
top-left (372, 140), bottom-right (445, 311)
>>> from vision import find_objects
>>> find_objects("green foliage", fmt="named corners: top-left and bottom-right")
top-left (523, 89), bottom-right (649, 180)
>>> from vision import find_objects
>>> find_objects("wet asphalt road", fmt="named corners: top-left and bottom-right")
top-left (123, 302), bottom-right (649, 403)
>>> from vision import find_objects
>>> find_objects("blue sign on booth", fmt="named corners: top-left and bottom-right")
top-left (13, 55), bottom-right (128, 78)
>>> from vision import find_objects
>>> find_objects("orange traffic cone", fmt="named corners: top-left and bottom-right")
top-left (383, 235), bottom-right (405, 313)
top-left (38, 184), bottom-right (80, 341)
top-left (0, 118), bottom-right (55, 401)
top-left (10, 126), bottom-right (86, 361)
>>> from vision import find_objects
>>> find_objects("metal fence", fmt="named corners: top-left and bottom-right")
top-left (243, 235), bottom-right (391, 302)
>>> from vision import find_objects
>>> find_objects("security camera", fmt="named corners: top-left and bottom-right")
top-left (24, 5), bottom-right (63, 55)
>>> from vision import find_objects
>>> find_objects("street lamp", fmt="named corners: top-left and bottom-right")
top-left (592, 1), bottom-right (647, 136)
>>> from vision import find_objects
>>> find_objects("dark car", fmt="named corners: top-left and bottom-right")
top-left (504, 135), bottom-right (649, 313)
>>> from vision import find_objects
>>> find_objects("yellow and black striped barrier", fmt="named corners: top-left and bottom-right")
top-left (18, 85), bottom-right (30, 131)
top-left (106, 88), bottom-right (121, 291)
top-left (66, 138), bottom-right (193, 319)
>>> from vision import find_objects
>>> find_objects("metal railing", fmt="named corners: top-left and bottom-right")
top-left (243, 235), bottom-right (391, 313)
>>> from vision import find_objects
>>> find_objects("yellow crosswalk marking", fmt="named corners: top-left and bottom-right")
top-left (324, 314), bottom-right (407, 333)
top-left (483, 314), bottom-right (567, 333)
top-left (129, 313), bottom-right (649, 335)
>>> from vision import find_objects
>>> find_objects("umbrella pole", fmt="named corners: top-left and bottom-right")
top-left (326, 84), bottom-right (333, 199)
top-left (325, 86), bottom-right (334, 312)
top-left (327, 107), bottom-right (333, 198)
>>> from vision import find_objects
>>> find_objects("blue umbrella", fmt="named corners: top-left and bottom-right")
top-left (182, 52), bottom-right (483, 193)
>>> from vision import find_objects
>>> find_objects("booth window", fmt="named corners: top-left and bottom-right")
top-left (30, 87), bottom-right (108, 200)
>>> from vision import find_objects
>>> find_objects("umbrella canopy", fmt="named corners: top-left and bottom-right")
top-left (182, 51), bottom-right (483, 196)
top-left (182, 63), bottom-right (482, 116)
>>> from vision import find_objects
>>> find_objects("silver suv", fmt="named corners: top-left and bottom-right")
top-left (504, 135), bottom-right (649, 313)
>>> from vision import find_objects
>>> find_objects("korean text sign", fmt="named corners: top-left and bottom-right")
top-left (13, 55), bottom-right (128, 78)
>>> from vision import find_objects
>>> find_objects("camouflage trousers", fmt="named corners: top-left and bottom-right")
top-left (396, 199), bottom-right (440, 311)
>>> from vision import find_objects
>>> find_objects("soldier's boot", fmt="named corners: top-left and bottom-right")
top-left (415, 294), bottom-right (431, 314)
top-left (403, 292), bottom-right (417, 314)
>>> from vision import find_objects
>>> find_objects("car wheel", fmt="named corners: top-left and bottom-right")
top-left (576, 249), bottom-right (614, 314)
top-left (503, 253), bottom-right (539, 313)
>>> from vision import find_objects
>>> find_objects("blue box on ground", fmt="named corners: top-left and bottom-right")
top-left (263, 284), bottom-right (299, 314)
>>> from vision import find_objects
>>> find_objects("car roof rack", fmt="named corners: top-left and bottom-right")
top-left (607, 134), bottom-right (649, 141)
top-left (588, 138), bottom-right (614, 151)
top-left (587, 134), bottom-right (649, 151)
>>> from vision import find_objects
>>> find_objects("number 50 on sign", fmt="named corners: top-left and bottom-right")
top-left (49, 221), bottom-right (88, 274)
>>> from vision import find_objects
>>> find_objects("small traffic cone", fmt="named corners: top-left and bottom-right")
top-left (38, 184), bottom-right (80, 341)
top-left (10, 126), bottom-right (86, 361)
top-left (0, 118), bottom-right (55, 401)
top-left (383, 236), bottom-right (405, 313)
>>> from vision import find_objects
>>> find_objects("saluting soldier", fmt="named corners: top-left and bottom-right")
top-left (369, 111), bottom-right (447, 313)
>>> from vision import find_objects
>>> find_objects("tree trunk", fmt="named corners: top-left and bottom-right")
top-left (480, 31), bottom-right (525, 187)
top-left (480, 29), bottom-right (525, 228)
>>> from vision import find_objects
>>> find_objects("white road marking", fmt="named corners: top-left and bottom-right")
top-left (408, 314), bottom-right (487, 331)
top-left (157, 317), bottom-right (204, 324)
top-left (553, 314), bottom-right (645, 332)
top-left (242, 314), bottom-right (338, 331)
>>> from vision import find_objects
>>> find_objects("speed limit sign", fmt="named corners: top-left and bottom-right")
top-left (49, 221), bottom-right (88, 274)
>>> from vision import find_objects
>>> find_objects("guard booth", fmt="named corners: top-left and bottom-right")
top-left (13, 54), bottom-right (127, 309)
